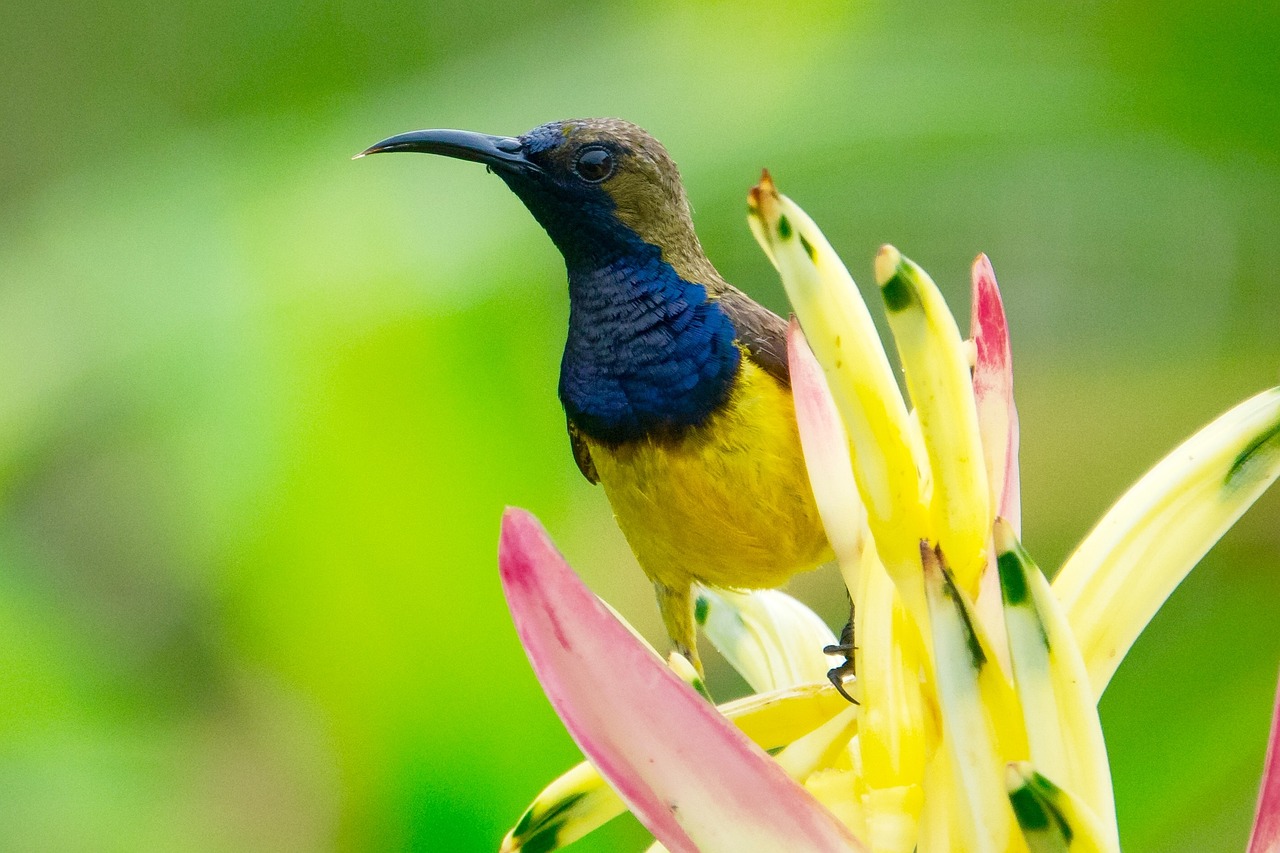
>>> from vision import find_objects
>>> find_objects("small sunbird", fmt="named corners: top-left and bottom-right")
top-left (359, 119), bottom-right (834, 677)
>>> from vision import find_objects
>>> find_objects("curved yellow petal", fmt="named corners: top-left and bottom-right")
top-left (748, 176), bottom-right (928, 615)
top-left (996, 520), bottom-right (1117, 850)
top-left (1006, 763), bottom-right (1119, 853)
top-left (500, 762), bottom-right (618, 853)
top-left (856, 555), bottom-right (930, 853)
top-left (877, 246), bottom-right (990, 594)
top-left (696, 587), bottom-right (842, 693)
top-left (922, 544), bottom-right (1028, 853)
top-left (1053, 387), bottom-right (1280, 694)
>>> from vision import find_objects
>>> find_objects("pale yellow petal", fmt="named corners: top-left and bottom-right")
top-left (996, 520), bottom-right (1118, 850)
top-left (748, 177), bottom-right (929, 614)
top-left (855, 554), bottom-right (929, 853)
top-left (806, 768), bottom-right (868, 842)
top-left (1006, 763), bottom-right (1119, 853)
top-left (500, 762), bottom-right (621, 853)
top-left (696, 587), bottom-right (842, 693)
top-left (922, 544), bottom-right (1028, 853)
top-left (876, 245), bottom-right (991, 593)
top-left (1053, 387), bottom-right (1280, 694)
top-left (774, 705), bottom-right (861, 781)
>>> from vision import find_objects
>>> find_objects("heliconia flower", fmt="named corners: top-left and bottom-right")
top-left (496, 174), bottom-right (1280, 852)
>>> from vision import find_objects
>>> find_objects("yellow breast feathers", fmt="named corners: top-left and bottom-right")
top-left (586, 358), bottom-right (833, 592)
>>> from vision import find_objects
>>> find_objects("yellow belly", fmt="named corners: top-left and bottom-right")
top-left (586, 359), bottom-right (832, 591)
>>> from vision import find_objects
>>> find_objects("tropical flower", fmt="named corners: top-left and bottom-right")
top-left (495, 174), bottom-right (1280, 853)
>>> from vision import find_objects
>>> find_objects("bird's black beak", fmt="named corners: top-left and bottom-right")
top-left (355, 128), bottom-right (539, 176)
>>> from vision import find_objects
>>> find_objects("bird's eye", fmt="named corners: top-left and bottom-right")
top-left (573, 147), bottom-right (615, 183)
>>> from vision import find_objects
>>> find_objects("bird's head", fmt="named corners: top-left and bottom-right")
top-left (359, 118), bottom-right (716, 282)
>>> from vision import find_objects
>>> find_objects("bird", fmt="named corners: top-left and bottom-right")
top-left (358, 118), bottom-right (833, 677)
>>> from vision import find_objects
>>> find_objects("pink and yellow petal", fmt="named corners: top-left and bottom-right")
top-left (503, 679), bottom-right (859, 853)
top-left (499, 508), bottom-right (863, 852)
top-left (970, 253), bottom-right (1021, 533)
top-left (787, 319), bottom-right (868, 575)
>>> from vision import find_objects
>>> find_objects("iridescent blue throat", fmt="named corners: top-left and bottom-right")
top-left (559, 237), bottom-right (740, 444)
top-left (495, 154), bottom-right (741, 444)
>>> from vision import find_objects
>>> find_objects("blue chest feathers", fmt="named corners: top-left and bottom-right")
top-left (559, 240), bottom-right (741, 444)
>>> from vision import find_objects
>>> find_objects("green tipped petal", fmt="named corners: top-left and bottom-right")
top-left (1053, 387), bottom-right (1280, 694)
top-left (748, 175), bottom-right (928, 611)
top-left (922, 544), bottom-right (1027, 852)
top-left (501, 763), bottom-right (620, 853)
top-left (697, 587), bottom-right (842, 694)
top-left (1006, 764), bottom-right (1118, 853)
top-left (996, 520), bottom-right (1118, 849)
top-left (876, 246), bottom-right (991, 594)
top-left (667, 651), bottom-right (712, 702)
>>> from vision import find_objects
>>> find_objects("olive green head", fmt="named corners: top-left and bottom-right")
top-left (360, 118), bottom-right (719, 283)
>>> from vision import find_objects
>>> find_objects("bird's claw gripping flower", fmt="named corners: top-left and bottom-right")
top-left (496, 174), bottom-right (1280, 853)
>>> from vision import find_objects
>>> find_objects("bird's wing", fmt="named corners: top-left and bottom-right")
top-left (566, 418), bottom-right (599, 484)
top-left (717, 287), bottom-right (791, 388)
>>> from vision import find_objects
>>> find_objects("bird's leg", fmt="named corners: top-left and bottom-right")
top-left (823, 602), bottom-right (859, 704)
top-left (656, 581), bottom-right (705, 680)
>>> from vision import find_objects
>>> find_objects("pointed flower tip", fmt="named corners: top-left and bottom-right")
top-left (1005, 760), bottom-right (1034, 790)
top-left (498, 506), bottom-right (549, 586)
top-left (501, 505), bottom-right (539, 531)
top-left (1005, 763), bottom-right (1058, 835)
top-left (992, 516), bottom-right (1016, 554)
top-left (748, 171), bottom-right (780, 216)
top-left (971, 252), bottom-right (996, 286)
top-left (970, 253), bottom-right (1010, 356)
top-left (874, 244), bottom-right (902, 286)
top-left (919, 540), bottom-right (942, 576)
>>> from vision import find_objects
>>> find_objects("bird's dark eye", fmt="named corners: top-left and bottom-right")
top-left (573, 147), bottom-right (615, 183)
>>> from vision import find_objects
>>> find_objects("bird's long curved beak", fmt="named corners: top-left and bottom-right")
top-left (355, 128), bottom-right (539, 175)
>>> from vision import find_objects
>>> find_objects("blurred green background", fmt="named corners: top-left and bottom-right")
top-left (2, 0), bottom-right (1278, 850)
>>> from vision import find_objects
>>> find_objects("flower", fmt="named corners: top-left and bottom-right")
top-left (495, 174), bottom-right (1280, 853)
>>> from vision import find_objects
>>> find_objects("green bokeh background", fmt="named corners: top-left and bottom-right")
top-left (2, 1), bottom-right (1278, 850)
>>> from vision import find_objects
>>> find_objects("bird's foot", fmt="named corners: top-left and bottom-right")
top-left (823, 644), bottom-right (859, 705)
top-left (824, 612), bottom-right (858, 704)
